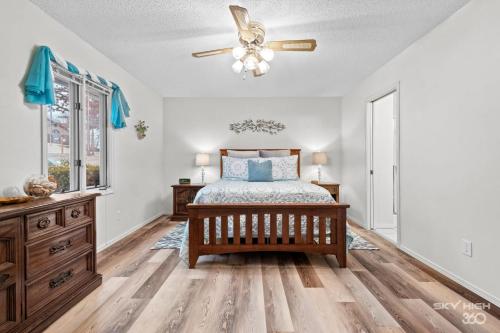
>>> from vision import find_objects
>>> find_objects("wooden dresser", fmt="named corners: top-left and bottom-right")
top-left (171, 184), bottom-right (205, 221)
top-left (0, 193), bottom-right (102, 333)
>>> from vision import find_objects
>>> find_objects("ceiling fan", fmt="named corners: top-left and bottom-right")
top-left (192, 5), bottom-right (317, 77)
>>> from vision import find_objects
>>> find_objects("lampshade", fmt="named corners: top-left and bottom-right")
top-left (232, 47), bottom-right (246, 60)
top-left (258, 60), bottom-right (270, 74)
top-left (232, 60), bottom-right (244, 73)
top-left (312, 152), bottom-right (327, 165)
top-left (195, 153), bottom-right (210, 166)
top-left (259, 48), bottom-right (274, 62)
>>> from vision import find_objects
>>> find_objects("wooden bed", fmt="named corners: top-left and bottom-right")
top-left (186, 149), bottom-right (349, 268)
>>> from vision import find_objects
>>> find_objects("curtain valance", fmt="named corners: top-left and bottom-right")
top-left (24, 46), bottom-right (130, 129)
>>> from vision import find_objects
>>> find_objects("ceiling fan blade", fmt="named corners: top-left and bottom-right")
top-left (265, 39), bottom-right (317, 52)
top-left (229, 5), bottom-right (250, 33)
top-left (192, 48), bottom-right (232, 58)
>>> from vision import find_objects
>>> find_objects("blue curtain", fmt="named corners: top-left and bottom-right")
top-left (111, 83), bottom-right (130, 129)
top-left (24, 46), bottom-right (55, 105)
top-left (24, 46), bottom-right (130, 128)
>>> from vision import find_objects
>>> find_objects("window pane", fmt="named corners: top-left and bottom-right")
top-left (47, 79), bottom-right (75, 192)
top-left (85, 90), bottom-right (105, 188)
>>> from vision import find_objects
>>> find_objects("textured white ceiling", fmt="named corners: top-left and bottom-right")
top-left (31, 0), bottom-right (468, 97)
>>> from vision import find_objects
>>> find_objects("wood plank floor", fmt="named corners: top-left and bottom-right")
top-left (45, 216), bottom-right (500, 333)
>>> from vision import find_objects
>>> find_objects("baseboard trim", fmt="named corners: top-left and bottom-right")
top-left (348, 219), bottom-right (500, 317)
top-left (96, 212), bottom-right (165, 252)
top-left (399, 245), bottom-right (500, 308)
top-left (347, 215), bottom-right (367, 228)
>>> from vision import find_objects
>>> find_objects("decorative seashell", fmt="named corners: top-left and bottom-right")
top-left (23, 175), bottom-right (57, 198)
top-left (2, 186), bottom-right (22, 198)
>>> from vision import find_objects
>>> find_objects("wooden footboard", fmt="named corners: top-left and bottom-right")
top-left (186, 203), bottom-right (349, 268)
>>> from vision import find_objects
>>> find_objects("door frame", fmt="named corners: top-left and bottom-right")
top-left (365, 82), bottom-right (401, 245)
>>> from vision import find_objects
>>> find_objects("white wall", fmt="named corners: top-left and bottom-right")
top-left (0, 0), bottom-right (166, 250)
top-left (164, 98), bottom-right (342, 212)
top-left (341, 0), bottom-right (500, 305)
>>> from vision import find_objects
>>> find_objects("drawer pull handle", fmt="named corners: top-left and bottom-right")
top-left (70, 209), bottom-right (81, 219)
top-left (49, 269), bottom-right (74, 289)
top-left (37, 217), bottom-right (51, 229)
top-left (49, 239), bottom-right (72, 254)
top-left (0, 274), bottom-right (9, 284)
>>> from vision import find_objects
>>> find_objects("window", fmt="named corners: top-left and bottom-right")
top-left (85, 88), bottom-right (107, 189)
top-left (45, 67), bottom-right (110, 193)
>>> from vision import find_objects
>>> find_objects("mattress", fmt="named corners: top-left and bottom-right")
top-left (193, 179), bottom-right (335, 204)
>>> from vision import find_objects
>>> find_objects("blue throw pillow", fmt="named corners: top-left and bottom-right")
top-left (248, 160), bottom-right (273, 182)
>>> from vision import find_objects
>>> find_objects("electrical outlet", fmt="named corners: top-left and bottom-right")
top-left (462, 239), bottom-right (472, 257)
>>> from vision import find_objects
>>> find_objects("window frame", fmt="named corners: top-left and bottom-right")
top-left (84, 85), bottom-right (109, 190)
top-left (41, 63), bottom-right (113, 194)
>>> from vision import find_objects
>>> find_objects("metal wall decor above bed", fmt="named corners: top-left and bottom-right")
top-left (229, 119), bottom-right (286, 135)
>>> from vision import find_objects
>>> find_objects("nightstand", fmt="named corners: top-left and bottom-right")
top-left (313, 182), bottom-right (340, 202)
top-left (171, 184), bottom-right (205, 221)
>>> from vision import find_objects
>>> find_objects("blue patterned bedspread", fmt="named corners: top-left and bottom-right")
top-left (179, 180), bottom-right (352, 261)
top-left (193, 179), bottom-right (335, 204)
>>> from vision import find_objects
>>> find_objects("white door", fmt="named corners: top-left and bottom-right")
top-left (371, 92), bottom-right (398, 230)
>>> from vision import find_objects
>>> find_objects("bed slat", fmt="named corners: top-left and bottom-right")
top-left (233, 214), bottom-right (240, 245)
top-left (209, 217), bottom-right (216, 245)
top-left (306, 215), bottom-right (314, 244)
top-left (221, 215), bottom-right (228, 245)
top-left (270, 213), bottom-right (277, 245)
top-left (245, 214), bottom-right (252, 244)
top-left (319, 216), bottom-right (326, 245)
top-left (282, 214), bottom-right (289, 244)
top-left (294, 214), bottom-right (302, 244)
top-left (258, 213), bottom-right (265, 244)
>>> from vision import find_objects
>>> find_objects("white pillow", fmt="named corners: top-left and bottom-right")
top-left (227, 150), bottom-right (259, 158)
top-left (222, 156), bottom-right (249, 180)
top-left (268, 155), bottom-right (299, 180)
top-left (222, 155), bottom-right (298, 181)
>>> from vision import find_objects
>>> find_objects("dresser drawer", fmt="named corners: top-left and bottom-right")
top-left (26, 251), bottom-right (94, 317)
top-left (65, 200), bottom-right (92, 226)
top-left (25, 225), bottom-right (93, 280)
top-left (25, 209), bottom-right (64, 241)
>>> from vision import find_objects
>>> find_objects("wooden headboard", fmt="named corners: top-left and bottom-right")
top-left (220, 149), bottom-right (301, 178)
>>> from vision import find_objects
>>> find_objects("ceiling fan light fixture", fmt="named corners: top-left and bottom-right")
top-left (243, 55), bottom-right (258, 70)
top-left (258, 60), bottom-right (270, 74)
top-left (232, 46), bottom-right (246, 59)
top-left (232, 60), bottom-right (244, 73)
top-left (259, 48), bottom-right (274, 61)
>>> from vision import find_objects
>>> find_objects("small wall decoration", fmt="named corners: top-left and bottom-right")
top-left (229, 119), bottom-right (286, 135)
top-left (135, 120), bottom-right (149, 139)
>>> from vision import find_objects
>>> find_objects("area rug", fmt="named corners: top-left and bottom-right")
top-left (152, 222), bottom-right (379, 250)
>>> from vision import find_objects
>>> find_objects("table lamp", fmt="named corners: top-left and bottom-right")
top-left (312, 152), bottom-right (327, 183)
top-left (195, 153), bottom-right (210, 184)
